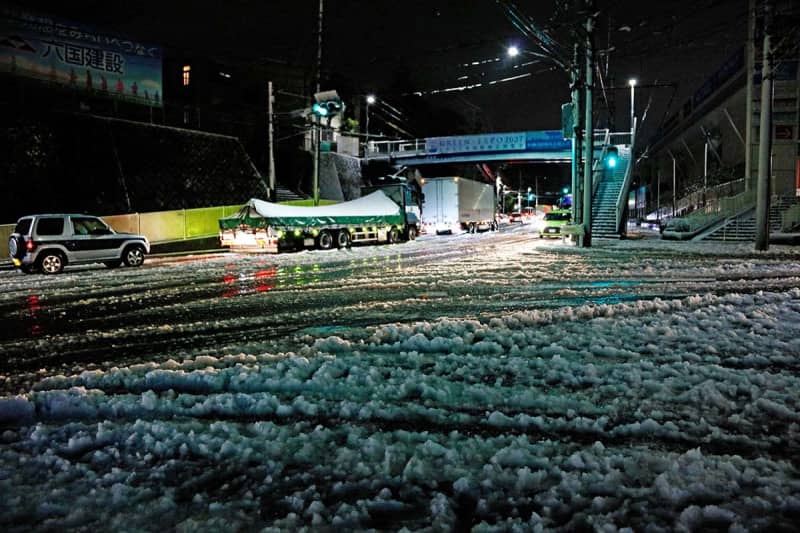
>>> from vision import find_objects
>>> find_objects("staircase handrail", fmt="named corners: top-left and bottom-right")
top-left (664, 189), bottom-right (755, 235)
top-left (614, 118), bottom-right (636, 233)
top-left (591, 129), bottom-right (611, 198)
top-left (781, 204), bottom-right (800, 232)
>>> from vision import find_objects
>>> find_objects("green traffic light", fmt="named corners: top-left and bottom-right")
top-left (604, 146), bottom-right (619, 169)
top-left (312, 103), bottom-right (329, 116)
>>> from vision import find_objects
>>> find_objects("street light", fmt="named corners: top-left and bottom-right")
top-left (506, 45), bottom-right (568, 68)
top-left (365, 94), bottom-right (376, 158)
top-left (628, 78), bottom-right (637, 136)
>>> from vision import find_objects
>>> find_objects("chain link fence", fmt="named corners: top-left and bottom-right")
top-left (0, 106), bottom-right (268, 223)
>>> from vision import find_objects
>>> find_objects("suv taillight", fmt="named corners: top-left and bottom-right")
top-left (26, 239), bottom-right (35, 251)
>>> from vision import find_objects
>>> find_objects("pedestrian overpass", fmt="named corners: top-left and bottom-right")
top-left (366, 129), bottom-right (635, 238)
top-left (366, 130), bottom-right (574, 165)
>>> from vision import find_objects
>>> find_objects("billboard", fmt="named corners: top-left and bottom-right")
top-left (426, 131), bottom-right (570, 156)
top-left (0, 6), bottom-right (162, 107)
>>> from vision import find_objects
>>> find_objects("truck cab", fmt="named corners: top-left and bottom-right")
top-left (360, 182), bottom-right (422, 239)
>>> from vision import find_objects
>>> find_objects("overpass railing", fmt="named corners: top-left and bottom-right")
top-left (368, 129), bottom-right (626, 161)
top-left (367, 138), bottom-right (426, 158)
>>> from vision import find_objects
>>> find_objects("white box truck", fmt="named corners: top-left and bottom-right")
top-left (420, 177), bottom-right (497, 234)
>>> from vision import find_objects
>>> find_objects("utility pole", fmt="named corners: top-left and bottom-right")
top-left (755, 0), bottom-right (772, 251)
top-left (312, 0), bottom-right (324, 206)
top-left (571, 42), bottom-right (582, 226)
top-left (656, 168), bottom-right (661, 225)
top-left (744, 0), bottom-right (756, 191)
top-left (267, 81), bottom-right (276, 200)
top-left (672, 155), bottom-right (677, 217)
top-left (580, 0), bottom-right (594, 248)
top-left (703, 135), bottom-right (708, 205)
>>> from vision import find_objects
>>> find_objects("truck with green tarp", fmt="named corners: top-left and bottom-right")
top-left (219, 184), bottom-right (421, 252)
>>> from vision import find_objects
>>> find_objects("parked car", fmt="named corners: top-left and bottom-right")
top-left (8, 214), bottom-right (150, 274)
top-left (539, 209), bottom-right (572, 238)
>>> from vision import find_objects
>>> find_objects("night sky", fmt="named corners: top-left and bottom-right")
top-left (17, 0), bottom-right (747, 140)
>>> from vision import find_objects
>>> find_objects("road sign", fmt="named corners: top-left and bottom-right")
top-left (561, 103), bottom-right (574, 139)
top-left (775, 125), bottom-right (793, 140)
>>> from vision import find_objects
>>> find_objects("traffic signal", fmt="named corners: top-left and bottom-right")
top-left (604, 146), bottom-right (619, 169)
top-left (312, 99), bottom-right (345, 118)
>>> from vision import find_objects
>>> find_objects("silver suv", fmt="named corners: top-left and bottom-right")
top-left (8, 214), bottom-right (150, 274)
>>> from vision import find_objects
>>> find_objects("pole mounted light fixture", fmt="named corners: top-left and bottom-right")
top-left (628, 78), bottom-right (637, 136)
top-left (507, 45), bottom-right (520, 57)
top-left (365, 94), bottom-right (375, 159)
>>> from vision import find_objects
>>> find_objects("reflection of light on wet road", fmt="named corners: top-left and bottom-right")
top-left (25, 294), bottom-right (42, 336)
top-left (222, 266), bottom-right (278, 297)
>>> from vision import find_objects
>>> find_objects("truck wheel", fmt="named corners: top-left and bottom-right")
top-left (388, 228), bottom-right (400, 244)
top-left (469, 223), bottom-right (476, 233)
top-left (491, 220), bottom-right (498, 231)
top-left (336, 230), bottom-right (351, 248)
top-left (317, 230), bottom-right (334, 250)
top-left (406, 226), bottom-right (417, 241)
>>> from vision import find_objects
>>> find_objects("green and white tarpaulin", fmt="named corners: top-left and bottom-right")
top-left (219, 191), bottom-right (405, 230)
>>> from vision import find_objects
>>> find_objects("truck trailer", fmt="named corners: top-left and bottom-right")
top-left (218, 184), bottom-right (421, 253)
top-left (420, 177), bottom-right (497, 234)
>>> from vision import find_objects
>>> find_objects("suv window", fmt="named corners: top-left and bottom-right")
top-left (71, 216), bottom-right (109, 235)
top-left (36, 217), bottom-right (65, 236)
top-left (14, 218), bottom-right (32, 235)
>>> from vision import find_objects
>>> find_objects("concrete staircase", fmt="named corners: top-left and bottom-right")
top-left (701, 196), bottom-right (799, 241)
top-left (275, 185), bottom-right (308, 202)
top-left (591, 145), bottom-right (631, 239)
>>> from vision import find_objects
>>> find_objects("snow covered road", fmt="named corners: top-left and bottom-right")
top-left (2, 228), bottom-right (800, 531)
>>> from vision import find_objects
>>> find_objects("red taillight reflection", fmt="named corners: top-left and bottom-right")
top-left (221, 267), bottom-right (277, 297)
top-left (26, 239), bottom-right (34, 250)
top-left (27, 294), bottom-right (41, 312)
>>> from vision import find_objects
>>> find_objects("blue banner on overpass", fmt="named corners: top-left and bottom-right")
top-left (426, 130), bottom-right (569, 156)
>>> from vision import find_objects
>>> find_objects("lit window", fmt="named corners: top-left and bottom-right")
top-left (182, 65), bottom-right (191, 86)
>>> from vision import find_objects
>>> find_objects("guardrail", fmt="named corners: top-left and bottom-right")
top-left (0, 204), bottom-right (243, 259)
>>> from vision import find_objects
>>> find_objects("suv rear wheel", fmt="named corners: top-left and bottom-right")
top-left (38, 251), bottom-right (65, 274)
top-left (122, 244), bottom-right (146, 267)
